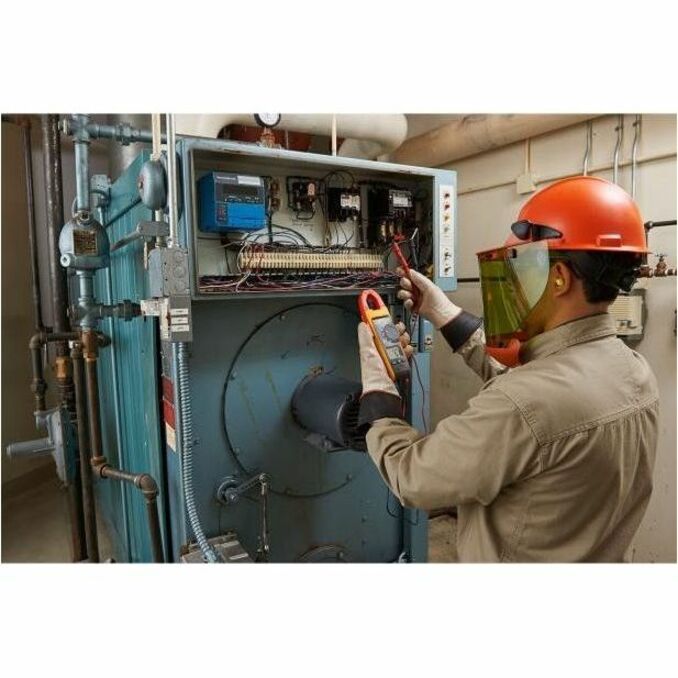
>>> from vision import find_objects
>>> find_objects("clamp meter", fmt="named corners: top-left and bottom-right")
top-left (358, 290), bottom-right (411, 383)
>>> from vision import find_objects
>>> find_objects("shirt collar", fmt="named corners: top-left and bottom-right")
top-left (520, 313), bottom-right (617, 363)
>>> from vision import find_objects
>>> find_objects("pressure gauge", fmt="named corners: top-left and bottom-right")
top-left (254, 113), bottom-right (281, 129)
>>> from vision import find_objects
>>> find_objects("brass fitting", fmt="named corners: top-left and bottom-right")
top-left (55, 355), bottom-right (72, 382)
top-left (81, 329), bottom-right (99, 363)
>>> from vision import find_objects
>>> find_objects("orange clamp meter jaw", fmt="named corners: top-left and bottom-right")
top-left (358, 290), bottom-right (411, 383)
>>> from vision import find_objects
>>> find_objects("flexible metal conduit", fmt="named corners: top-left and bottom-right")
top-left (164, 112), bottom-right (219, 563)
top-left (177, 343), bottom-right (219, 563)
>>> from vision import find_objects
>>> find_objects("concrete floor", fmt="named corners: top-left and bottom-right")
top-left (2, 475), bottom-right (113, 563)
top-left (2, 474), bottom-right (458, 563)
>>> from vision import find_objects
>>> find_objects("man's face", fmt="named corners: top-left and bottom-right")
top-left (521, 265), bottom-right (558, 340)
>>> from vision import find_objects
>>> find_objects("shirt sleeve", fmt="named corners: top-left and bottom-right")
top-left (365, 386), bottom-right (540, 510)
top-left (440, 312), bottom-right (510, 382)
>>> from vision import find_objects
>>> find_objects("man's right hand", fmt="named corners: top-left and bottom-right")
top-left (396, 268), bottom-right (462, 329)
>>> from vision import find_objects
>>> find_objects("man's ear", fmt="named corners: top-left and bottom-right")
top-left (551, 261), bottom-right (573, 297)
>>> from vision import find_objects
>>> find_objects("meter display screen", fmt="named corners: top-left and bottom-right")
top-left (386, 346), bottom-right (403, 361)
top-left (373, 316), bottom-right (400, 348)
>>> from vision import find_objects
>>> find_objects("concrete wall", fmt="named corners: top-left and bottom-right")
top-left (431, 114), bottom-right (677, 562)
top-left (1, 119), bottom-right (109, 488)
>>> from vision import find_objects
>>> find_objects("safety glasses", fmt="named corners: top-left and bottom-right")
top-left (511, 220), bottom-right (562, 242)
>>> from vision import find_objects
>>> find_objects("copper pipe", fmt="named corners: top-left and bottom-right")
top-left (80, 329), bottom-right (164, 562)
top-left (82, 329), bottom-right (107, 471)
top-left (71, 340), bottom-right (100, 563)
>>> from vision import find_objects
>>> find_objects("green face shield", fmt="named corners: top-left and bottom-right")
top-left (477, 240), bottom-right (551, 349)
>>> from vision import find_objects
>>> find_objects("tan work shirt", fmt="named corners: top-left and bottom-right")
top-left (366, 313), bottom-right (659, 562)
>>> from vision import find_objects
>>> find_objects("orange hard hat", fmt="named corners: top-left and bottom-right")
top-left (503, 176), bottom-right (648, 254)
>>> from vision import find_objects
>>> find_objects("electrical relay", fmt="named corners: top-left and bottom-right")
top-left (327, 186), bottom-right (361, 222)
top-left (198, 172), bottom-right (267, 233)
top-left (367, 187), bottom-right (415, 244)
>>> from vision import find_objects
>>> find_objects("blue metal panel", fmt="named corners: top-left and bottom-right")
top-left (166, 297), bottom-right (408, 562)
top-left (93, 152), bottom-right (168, 563)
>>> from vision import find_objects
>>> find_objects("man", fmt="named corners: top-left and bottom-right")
top-left (357, 176), bottom-right (659, 562)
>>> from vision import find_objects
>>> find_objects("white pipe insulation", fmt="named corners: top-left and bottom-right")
top-left (174, 113), bottom-right (409, 160)
top-left (390, 114), bottom-right (597, 167)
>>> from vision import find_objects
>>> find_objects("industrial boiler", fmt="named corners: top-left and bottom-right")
top-left (8, 114), bottom-right (458, 563)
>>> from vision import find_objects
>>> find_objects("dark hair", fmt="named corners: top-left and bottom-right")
top-left (552, 251), bottom-right (642, 304)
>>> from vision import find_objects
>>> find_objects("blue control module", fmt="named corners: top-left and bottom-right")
top-left (198, 172), bottom-right (267, 233)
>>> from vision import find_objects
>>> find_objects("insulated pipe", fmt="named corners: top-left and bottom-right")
top-left (390, 114), bottom-right (596, 167)
top-left (175, 113), bottom-right (409, 159)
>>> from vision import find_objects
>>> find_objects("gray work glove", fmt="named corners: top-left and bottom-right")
top-left (397, 269), bottom-right (462, 329)
top-left (357, 321), bottom-right (413, 397)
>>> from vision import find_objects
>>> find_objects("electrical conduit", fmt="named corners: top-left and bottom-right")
top-left (176, 343), bottom-right (220, 563)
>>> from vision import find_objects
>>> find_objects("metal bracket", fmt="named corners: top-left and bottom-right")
top-left (141, 295), bottom-right (192, 342)
top-left (216, 473), bottom-right (270, 561)
top-left (217, 472), bottom-right (270, 505)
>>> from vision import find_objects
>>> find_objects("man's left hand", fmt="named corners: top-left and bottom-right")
top-left (357, 321), bottom-right (412, 397)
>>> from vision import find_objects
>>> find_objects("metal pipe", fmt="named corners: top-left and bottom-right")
top-left (582, 120), bottom-right (593, 176)
top-left (82, 330), bottom-right (106, 471)
top-left (29, 335), bottom-right (47, 413)
top-left (19, 119), bottom-right (44, 331)
top-left (72, 114), bottom-right (91, 213)
top-left (34, 116), bottom-right (85, 561)
top-left (631, 114), bottom-right (641, 199)
top-left (98, 466), bottom-right (164, 563)
top-left (613, 114), bottom-right (624, 184)
top-left (165, 114), bottom-right (179, 247)
top-left (645, 220), bottom-right (677, 230)
top-left (41, 115), bottom-right (70, 335)
top-left (71, 340), bottom-right (99, 563)
top-left (77, 327), bottom-right (164, 562)
top-left (331, 114), bottom-right (337, 156)
top-left (84, 122), bottom-right (163, 145)
top-left (150, 114), bottom-right (166, 245)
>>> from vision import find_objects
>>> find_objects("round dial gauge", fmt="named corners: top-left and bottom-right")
top-left (254, 113), bottom-right (282, 128)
